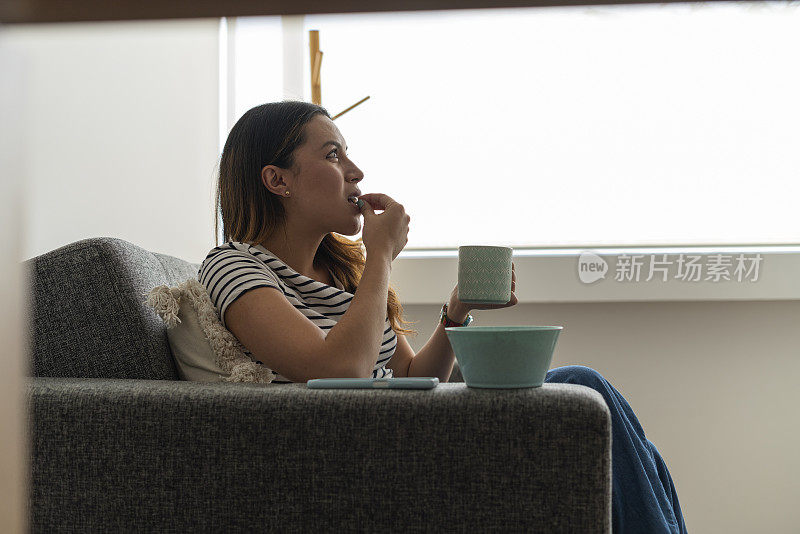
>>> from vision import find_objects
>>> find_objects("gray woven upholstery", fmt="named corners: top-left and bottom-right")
top-left (25, 237), bottom-right (199, 379)
top-left (24, 237), bottom-right (613, 533)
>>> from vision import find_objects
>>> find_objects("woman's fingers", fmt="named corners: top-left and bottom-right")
top-left (358, 193), bottom-right (396, 211)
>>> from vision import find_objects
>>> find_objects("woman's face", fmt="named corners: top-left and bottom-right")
top-left (288, 114), bottom-right (365, 235)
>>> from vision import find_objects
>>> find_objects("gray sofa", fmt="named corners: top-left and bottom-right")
top-left (25, 236), bottom-right (612, 533)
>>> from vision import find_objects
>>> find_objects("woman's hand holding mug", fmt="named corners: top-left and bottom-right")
top-left (450, 261), bottom-right (517, 317)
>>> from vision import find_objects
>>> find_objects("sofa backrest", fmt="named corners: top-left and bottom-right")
top-left (24, 237), bottom-right (201, 380)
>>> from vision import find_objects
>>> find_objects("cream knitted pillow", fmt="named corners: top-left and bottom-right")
top-left (146, 278), bottom-right (275, 383)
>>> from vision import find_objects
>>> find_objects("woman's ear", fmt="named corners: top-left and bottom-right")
top-left (261, 165), bottom-right (289, 196)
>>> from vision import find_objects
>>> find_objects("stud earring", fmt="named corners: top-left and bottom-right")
top-left (285, 191), bottom-right (290, 196)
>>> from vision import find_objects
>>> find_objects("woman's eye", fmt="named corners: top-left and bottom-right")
top-left (327, 149), bottom-right (339, 159)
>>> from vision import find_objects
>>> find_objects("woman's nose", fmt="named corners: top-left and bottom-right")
top-left (345, 155), bottom-right (364, 182)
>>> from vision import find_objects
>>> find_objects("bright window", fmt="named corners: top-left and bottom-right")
top-left (233, 2), bottom-right (800, 250)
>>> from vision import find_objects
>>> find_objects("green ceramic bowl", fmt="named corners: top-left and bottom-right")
top-left (444, 326), bottom-right (563, 388)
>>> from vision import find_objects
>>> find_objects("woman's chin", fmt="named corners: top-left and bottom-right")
top-left (336, 218), bottom-right (361, 237)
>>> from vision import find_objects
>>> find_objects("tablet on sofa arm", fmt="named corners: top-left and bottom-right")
top-left (306, 377), bottom-right (439, 389)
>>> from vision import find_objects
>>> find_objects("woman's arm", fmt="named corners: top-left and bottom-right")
top-left (324, 250), bottom-right (394, 377)
top-left (405, 262), bottom-right (516, 381)
top-left (406, 298), bottom-right (470, 382)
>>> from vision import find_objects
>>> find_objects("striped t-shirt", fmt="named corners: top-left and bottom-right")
top-left (197, 241), bottom-right (396, 383)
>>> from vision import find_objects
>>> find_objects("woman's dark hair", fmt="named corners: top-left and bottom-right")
top-left (215, 100), bottom-right (418, 337)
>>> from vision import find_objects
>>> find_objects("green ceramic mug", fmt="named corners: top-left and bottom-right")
top-left (458, 245), bottom-right (514, 304)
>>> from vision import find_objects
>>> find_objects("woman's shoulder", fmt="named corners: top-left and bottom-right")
top-left (197, 241), bottom-right (284, 297)
top-left (198, 241), bottom-right (280, 278)
top-left (200, 241), bottom-right (264, 262)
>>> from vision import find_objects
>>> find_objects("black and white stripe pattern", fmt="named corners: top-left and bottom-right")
top-left (197, 241), bottom-right (396, 382)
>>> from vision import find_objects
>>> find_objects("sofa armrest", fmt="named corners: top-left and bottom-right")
top-left (28, 377), bottom-right (612, 533)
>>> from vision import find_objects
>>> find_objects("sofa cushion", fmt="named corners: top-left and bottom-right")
top-left (146, 277), bottom-right (275, 383)
top-left (25, 237), bottom-right (199, 379)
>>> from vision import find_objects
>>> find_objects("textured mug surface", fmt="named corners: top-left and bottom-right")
top-left (458, 246), bottom-right (513, 304)
top-left (445, 326), bottom-right (563, 388)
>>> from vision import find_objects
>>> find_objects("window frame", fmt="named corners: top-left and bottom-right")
top-left (222, 14), bottom-right (800, 303)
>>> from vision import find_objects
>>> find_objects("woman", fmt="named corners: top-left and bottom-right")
top-left (199, 100), bottom-right (688, 534)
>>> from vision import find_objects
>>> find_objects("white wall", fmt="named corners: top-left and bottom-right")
top-left (3, 19), bottom-right (222, 263)
top-left (3, 16), bottom-right (798, 534)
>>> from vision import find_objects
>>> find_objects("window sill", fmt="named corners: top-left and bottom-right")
top-left (390, 245), bottom-right (800, 304)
